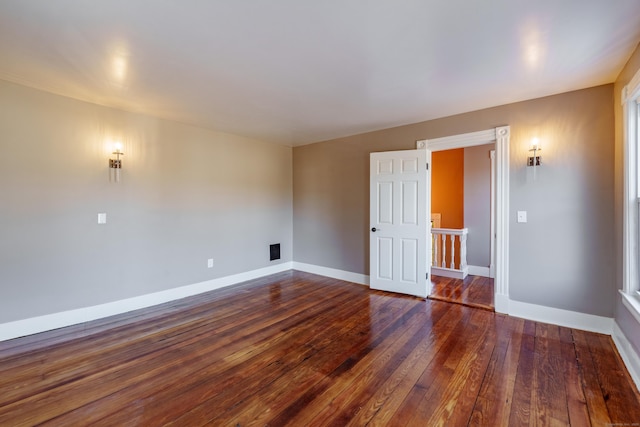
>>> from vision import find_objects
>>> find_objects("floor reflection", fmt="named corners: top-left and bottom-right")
top-left (428, 275), bottom-right (494, 311)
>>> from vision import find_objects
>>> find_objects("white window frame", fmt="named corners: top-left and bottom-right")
top-left (621, 65), bottom-right (640, 322)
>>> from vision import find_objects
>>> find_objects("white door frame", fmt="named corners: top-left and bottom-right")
top-left (490, 149), bottom-right (496, 279)
top-left (417, 126), bottom-right (510, 313)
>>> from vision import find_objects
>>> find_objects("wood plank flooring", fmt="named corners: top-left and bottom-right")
top-left (0, 270), bottom-right (638, 426)
top-left (430, 274), bottom-right (494, 311)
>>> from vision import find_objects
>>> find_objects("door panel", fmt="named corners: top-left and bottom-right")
top-left (401, 238), bottom-right (418, 282)
top-left (378, 237), bottom-right (393, 280)
top-left (402, 181), bottom-right (418, 224)
top-left (377, 182), bottom-right (393, 224)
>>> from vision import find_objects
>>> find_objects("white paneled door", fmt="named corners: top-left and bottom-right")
top-left (370, 149), bottom-right (429, 298)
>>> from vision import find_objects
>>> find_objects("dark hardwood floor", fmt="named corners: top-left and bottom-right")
top-left (430, 274), bottom-right (495, 311)
top-left (0, 270), bottom-right (638, 426)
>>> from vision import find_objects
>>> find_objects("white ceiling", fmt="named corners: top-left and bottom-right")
top-left (1, 1), bottom-right (639, 146)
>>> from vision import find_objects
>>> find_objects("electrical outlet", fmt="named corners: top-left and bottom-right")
top-left (207, 258), bottom-right (214, 268)
top-left (517, 211), bottom-right (527, 223)
top-left (97, 213), bottom-right (107, 224)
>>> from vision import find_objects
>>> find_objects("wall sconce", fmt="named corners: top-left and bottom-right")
top-left (109, 142), bottom-right (124, 182)
top-left (527, 138), bottom-right (542, 167)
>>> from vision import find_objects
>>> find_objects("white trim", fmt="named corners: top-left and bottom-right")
top-left (489, 150), bottom-right (496, 279)
top-left (622, 79), bottom-right (639, 295)
top-left (468, 265), bottom-right (491, 277)
top-left (494, 126), bottom-right (510, 314)
top-left (494, 294), bottom-right (509, 313)
top-left (613, 322), bottom-right (640, 392)
top-left (509, 299), bottom-right (613, 335)
top-left (292, 261), bottom-right (369, 286)
top-left (417, 126), bottom-right (510, 314)
top-left (621, 65), bottom-right (640, 327)
top-left (0, 262), bottom-right (293, 342)
top-left (623, 66), bottom-right (640, 105)
top-left (416, 128), bottom-right (497, 151)
top-left (621, 290), bottom-right (640, 325)
top-left (431, 266), bottom-right (468, 280)
top-left (617, 61), bottom-right (640, 393)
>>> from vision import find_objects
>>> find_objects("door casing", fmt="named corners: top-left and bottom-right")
top-left (417, 126), bottom-right (510, 313)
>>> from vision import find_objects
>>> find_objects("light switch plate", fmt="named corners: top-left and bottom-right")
top-left (517, 211), bottom-right (527, 223)
top-left (97, 213), bottom-right (107, 224)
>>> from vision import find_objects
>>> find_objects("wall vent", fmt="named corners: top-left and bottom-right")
top-left (270, 244), bottom-right (281, 261)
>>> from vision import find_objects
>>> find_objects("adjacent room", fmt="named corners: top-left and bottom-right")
top-left (2, 1), bottom-right (640, 425)
top-left (429, 144), bottom-right (496, 310)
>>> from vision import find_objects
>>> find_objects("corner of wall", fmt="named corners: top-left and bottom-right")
top-left (613, 321), bottom-right (640, 392)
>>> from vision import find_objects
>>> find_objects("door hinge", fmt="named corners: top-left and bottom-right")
top-left (426, 272), bottom-right (429, 279)
top-left (426, 163), bottom-right (429, 170)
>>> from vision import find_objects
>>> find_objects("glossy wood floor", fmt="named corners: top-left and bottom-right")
top-left (429, 274), bottom-right (495, 311)
top-left (1, 271), bottom-right (639, 426)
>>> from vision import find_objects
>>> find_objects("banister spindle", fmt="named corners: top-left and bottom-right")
top-left (449, 234), bottom-right (455, 269)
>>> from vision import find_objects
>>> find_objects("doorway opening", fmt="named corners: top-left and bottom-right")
top-left (416, 126), bottom-right (510, 314)
top-left (428, 144), bottom-right (495, 310)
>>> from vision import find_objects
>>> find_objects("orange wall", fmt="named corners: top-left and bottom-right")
top-left (432, 148), bottom-right (464, 229)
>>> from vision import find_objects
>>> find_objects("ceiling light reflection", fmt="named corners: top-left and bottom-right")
top-left (108, 43), bottom-right (130, 88)
top-left (112, 56), bottom-right (127, 82)
top-left (521, 23), bottom-right (546, 70)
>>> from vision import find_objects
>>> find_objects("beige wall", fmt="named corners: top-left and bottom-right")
top-left (293, 84), bottom-right (614, 316)
top-left (0, 80), bottom-right (293, 323)
top-left (614, 42), bottom-right (640, 359)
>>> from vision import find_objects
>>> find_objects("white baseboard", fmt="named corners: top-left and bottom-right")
top-left (612, 322), bottom-right (640, 392)
top-left (508, 299), bottom-right (613, 335)
top-left (468, 265), bottom-right (491, 277)
top-left (5, 261), bottom-right (638, 394)
top-left (494, 293), bottom-right (509, 314)
top-left (291, 262), bottom-right (369, 286)
top-left (0, 261), bottom-right (619, 352)
top-left (289, 264), bottom-right (612, 335)
top-left (0, 262), bottom-right (293, 342)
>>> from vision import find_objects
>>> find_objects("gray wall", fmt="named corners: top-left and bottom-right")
top-left (293, 84), bottom-right (614, 317)
top-left (615, 43), bottom-right (640, 358)
top-left (464, 144), bottom-right (494, 268)
top-left (0, 80), bottom-right (293, 324)
top-left (0, 74), bottom-right (622, 326)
